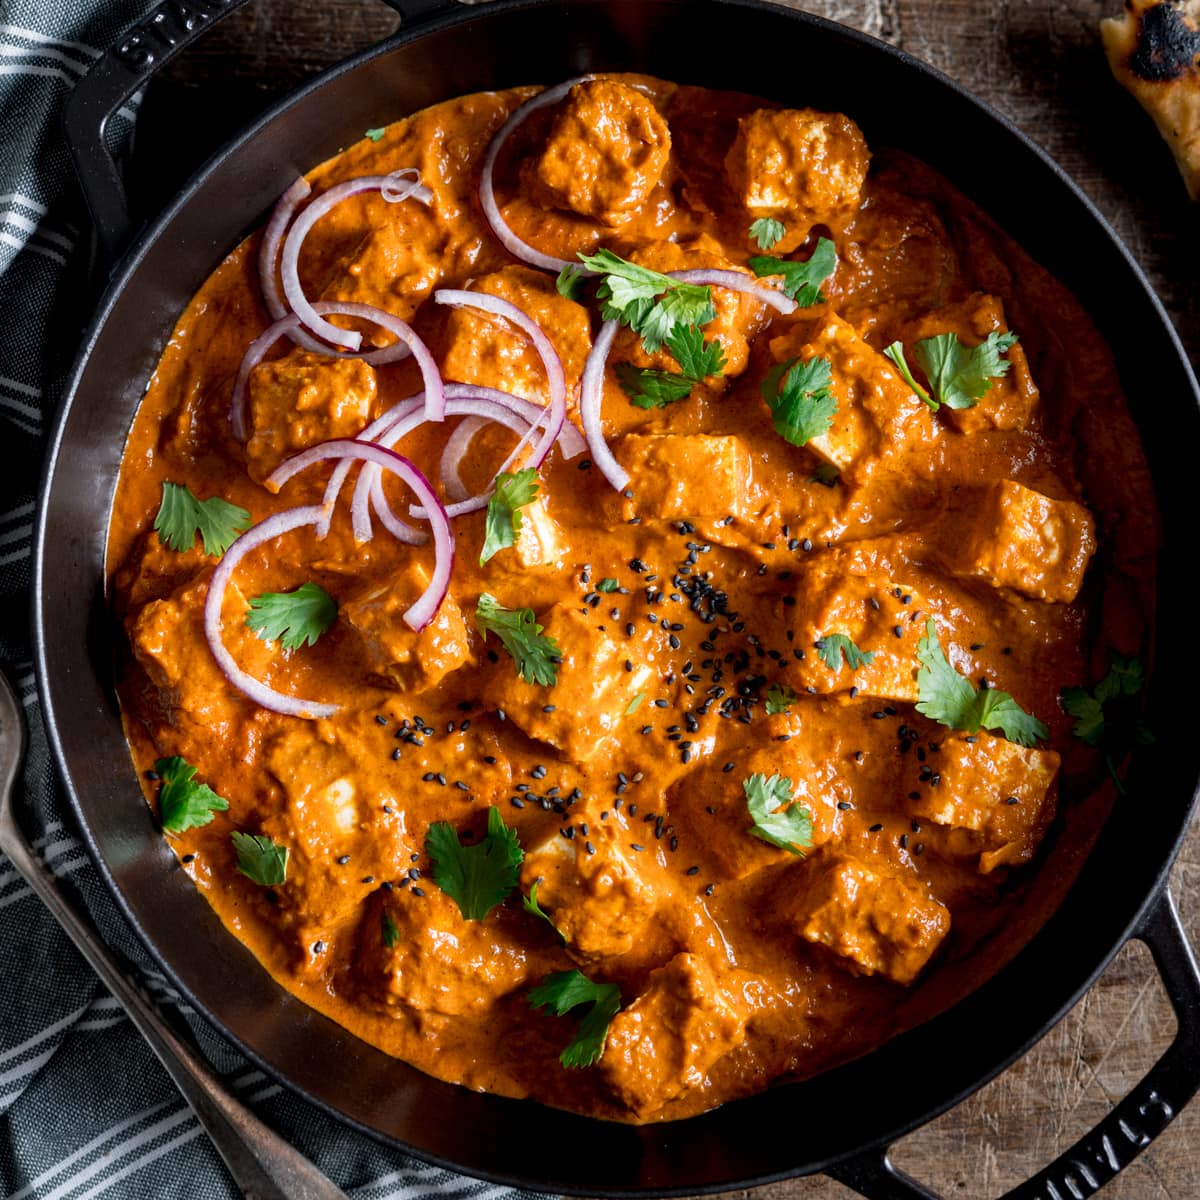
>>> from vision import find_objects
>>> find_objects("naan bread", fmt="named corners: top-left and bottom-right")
top-left (1101, 0), bottom-right (1200, 199)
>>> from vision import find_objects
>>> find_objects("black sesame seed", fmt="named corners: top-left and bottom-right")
top-left (585, 841), bottom-right (596, 855)
top-left (869, 823), bottom-right (883, 832)
top-left (336, 855), bottom-right (351, 865)
top-left (411, 886), bottom-right (425, 897)
top-left (511, 796), bottom-right (526, 809)
top-left (313, 940), bottom-right (326, 954)
top-left (181, 854), bottom-right (195, 864)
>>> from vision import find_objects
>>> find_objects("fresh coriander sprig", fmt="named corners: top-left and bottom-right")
top-left (528, 968), bottom-right (622, 1068)
top-left (1062, 653), bottom-right (1153, 795)
top-left (749, 217), bottom-right (786, 251)
top-left (155, 756), bottom-right (229, 835)
top-left (749, 237), bottom-right (836, 305)
top-left (616, 324), bottom-right (727, 409)
top-left (154, 482), bottom-right (251, 556)
top-left (765, 683), bottom-right (797, 715)
top-left (381, 912), bottom-right (400, 948)
top-left (744, 773), bottom-right (813, 855)
top-left (231, 832), bottom-right (288, 886)
top-left (761, 356), bottom-right (837, 447)
top-left (885, 332), bottom-right (1018, 412)
top-left (480, 469), bottom-right (540, 565)
top-left (916, 619), bottom-right (1047, 747)
top-left (426, 806), bottom-right (523, 921)
top-left (475, 593), bottom-right (560, 686)
top-left (246, 582), bottom-right (337, 650)
top-left (815, 633), bottom-right (875, 674)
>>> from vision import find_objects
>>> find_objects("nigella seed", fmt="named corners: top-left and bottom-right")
top-left (585, 841), bottom-right (596, 855)
top-left (511, 796), bottom-right (526, 808)
top-left (391, 748), bottom-right (402, 760)
top-left (382, 881), bottom-right (394, 892)
top-left (704, 884), bottom-right (716, 896)
top-left (408, 867), bottom-right (421, 880)
top-left (869, 823), bottom-right (883, 833)
top-left (181, 854), bottom-right (195, 864)
top-left (313, 941), bottom-right (326, 954)
top-left (631, 843), bottom-right (645, 852)
top-left (411, 887), bottom-right (425, 897)
top-left (723, 761), bottom-right (736, 773)
top-left (362, 875), bottom-right (375, 884)
top-left (686, 866), bottom-right (700, 876)
top-left (336, 855), bottom-right (351, 865)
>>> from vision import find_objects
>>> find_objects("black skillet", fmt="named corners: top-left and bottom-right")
top-left (35, 1), bottom-right (1200, 1196)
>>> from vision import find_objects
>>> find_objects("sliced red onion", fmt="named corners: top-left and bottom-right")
top-left (229, 301), bottom-right (433, 444)
top-left (259, 177), bottom-right (312, 322)
top-left (667, 268), bottom-right (797, 316)
top-left (204, 504), bottom-right (339, 720)
top-left (479, 77), bottom-right (593, 273)
top-left (267, 439), bottom-right (453, 631)
top-left (434, 289), bottom-right (565, 460)
top-left (280, 168), bottom-right (432, 351)
top-left (578, 318), bottom-right (628, 492)
top-left (441, 416), bottom-right (486, 501)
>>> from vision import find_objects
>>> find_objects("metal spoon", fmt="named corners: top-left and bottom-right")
top-left (0, 669), bottom-right (349, 1200)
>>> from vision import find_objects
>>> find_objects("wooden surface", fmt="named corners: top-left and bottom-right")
top-left (145, 2), bottom-right (1200, 1196)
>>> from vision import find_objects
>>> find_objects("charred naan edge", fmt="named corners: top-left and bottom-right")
top-left (1102, 0), bottom-right (1200, 198)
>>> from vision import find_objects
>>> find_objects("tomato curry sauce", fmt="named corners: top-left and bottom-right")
top-left (107, 76), bottom-right (1156, 1123)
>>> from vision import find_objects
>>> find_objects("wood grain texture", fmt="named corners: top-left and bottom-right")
top-left (151, 3), bottom-right (1200, 1195)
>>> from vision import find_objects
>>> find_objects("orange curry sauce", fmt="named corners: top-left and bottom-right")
top-left (107, 76), bottom-right (1156, 1122)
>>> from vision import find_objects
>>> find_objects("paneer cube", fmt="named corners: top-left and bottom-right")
top-left (480, 603), bottom-right (659, 763)
top-left (617, 433), bottom-right (751, 522)
top-left (341, 560), bottom-right (472, 693)
top-left (246, 351), bottom-right (376, 484)
top-left (512, 493), bottom-right (565, 570)
top-left (908, 732), bottom-right (1059, 873)
top-left (782, 566), bottom-right (925, 702)
top-left (724, 107), bottom-right (869, 245)
top-left (440, 265), bottom-right (593, 402)
top-left (901, 293), bottom-right (1040, 433)
top-left (530, 79), bottom-right (671, 226)
top-left (945, 479), bottom-right (1097, 603)
top-left (355, 886), bottom-right (532, 1026)
top-left (791, 854), bottom-right (950, 985)
top-left (599, 952), bottom-right (749, 1118)
top-left (521, 820), bottom-right (658, 962)
top-left (768, 313), bottom-right (930, 476)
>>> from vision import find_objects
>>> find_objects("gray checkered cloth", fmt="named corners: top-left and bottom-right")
top-left (0, 3), bottom-right (551, 1197)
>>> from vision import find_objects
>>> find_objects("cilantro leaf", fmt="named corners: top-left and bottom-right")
top-left (154, 482), bottom-right (251, 556)
top-left (744, 773), bottom-right (812, 856)
top-left (596, 578), bottom-right (619, 593)
top-left (913, 331), bottom-right (1018, 411)
top-left (809, 463), bottom-right (840, 488)
top-left (883, 341), bottom-right (934, 409)
top-left (246, 582), bottom-right (337, 650)
top-left (155, 756), bottom-right (229, 835)
top-left (765, 683), bottom-right (797, 715)
top-left (480, 468), bottom-right (539, 565)
top-left (381, 912), bottom-right (400, 948)
top-left (916, 619), bottom-right (1047, 747)
top-left (749, 217), bottom-right (786, 251)
top-left (749, 237), bottom-right (836, 305)
top-left (475, 593), bottom-right (560, 686)
top-left (815, 633), bottom-right (876, 674)
top-left (556, 264), bottom-right (586, 301)
top-left (616, 364), bottom-right (695, 409)
top-left (231, 832), bottom-right (288, 886)
top-left (522, 879), bottom-right (559, 933)
top-left (426, 806), bottom-right (523, 921)
top-left (578, 248), bottom-right (714, 353)
top-left (364, 127), bottom-right (386, 142)
top-left (664, 323), bottom-right (727, 381)
top-left (624, 691), bottom-right (646, 716)
top-left (528, 968), bottom-right (622, 1068)
top-left (761, 356), bottom-right (837, 447)
top-left (1062, 654), bottom-right (1152, 794)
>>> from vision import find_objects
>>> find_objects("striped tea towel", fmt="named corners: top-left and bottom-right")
top-left (0, 3), bottom-right (553, 1198)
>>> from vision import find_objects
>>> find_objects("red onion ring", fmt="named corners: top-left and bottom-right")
top-left (204, 504), bottom-right (339, 720)
top-left (441, 416), bottom-right (486, 501)
top-left (229, 300), bottom-right (437, 443)
top-left (267, 439), bottom-right (453, 630)
top-left (578, 318), bottom-right (627, 492)
top-left (280, 168), bottom-right (432, 352)
top-left (259, 176), bottom-right (312, 323)
top-left (478, 77), bottom-right (593, 273)
top-left (667, 268), bottom-right (797, 316)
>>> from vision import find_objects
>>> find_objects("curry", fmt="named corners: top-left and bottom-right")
top-left (107, 75), bottom-right (1157, 1123)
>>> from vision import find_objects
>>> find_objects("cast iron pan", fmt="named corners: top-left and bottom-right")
top-left (34, 0), bottom-right (1200, 1196)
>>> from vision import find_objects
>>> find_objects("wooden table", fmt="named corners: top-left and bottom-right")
top-left (146, 2), bottom-right (1200, 1195)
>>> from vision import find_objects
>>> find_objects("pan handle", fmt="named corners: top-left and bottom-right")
top-left (63, 0), bottom-right (465, 270)
top-left (826, 888), bottom-right (1200, 1200)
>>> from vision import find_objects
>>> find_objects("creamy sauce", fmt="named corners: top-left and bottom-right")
top-left (107, 76), bottom-right (1157, 1123)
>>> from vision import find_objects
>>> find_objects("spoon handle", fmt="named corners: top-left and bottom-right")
top-left (0, 677), bottom-right (347, 1200)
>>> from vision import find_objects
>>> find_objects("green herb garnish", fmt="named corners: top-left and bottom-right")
top-left (916, 619), bottom-right (1047, 747)
top-left (154, 482), bottom-right (251, 556)
top-left (744, 773), bottom-right (813, 856)
top-left (522, 879), bottom-right (558, 931)
top-left (364, 127), bottom-right (386, 142)
top-left (596, 578), bottom-right (619, 593)
top-left (1062, 653), bottom-right (1154, 795)
top-left (475, 593), bottom-right (560, 686)
top-left (749, 217), bottom-right (786, 251)
top-left (426, 806), bottom-right (523, 921)
top-left (246, 582), bottom-right (337, 650)
top-left (764, 683), bottom-right (797, 715)
top-left (624, 691), bottom-right (646, 716)
top-left (749, 237), bottom-right (836, 305)
top-left (815, 633), bottom-right (875, 674)
top-left (528, 969), bottom-right (622, 1068)
top-left (761, 355), bottom-right (837, 447)
top-left (155, 756), bottom-right (229, 835)
top-left (381, 912), bottom-right (400, 948)
top-left (556, 264), bottom-right (587, 301)
top-left (885, 332), bottom-right (1018, 412)
top-left (231, 832), bottom-right (288, 886)
top-left (480, 468), bottom-right (539, 565)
